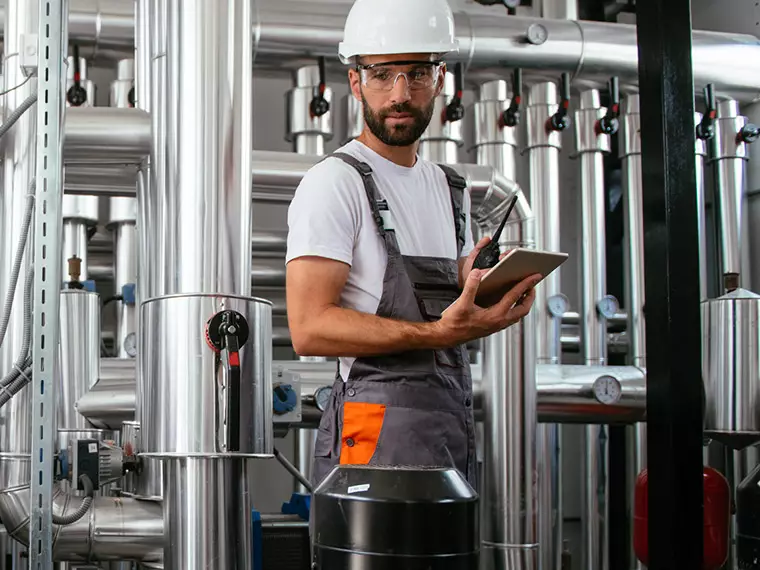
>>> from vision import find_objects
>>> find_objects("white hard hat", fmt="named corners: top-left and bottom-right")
top-left (338, 0), bottom-right (459, 64)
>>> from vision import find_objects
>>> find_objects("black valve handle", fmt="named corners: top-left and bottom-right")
top-left (472, 195), bottom-right (519, 270)
top-left (598, 76), bottom-right (620, 135)
top-left (549, 73), bottom-right (571, 132)
top-left (696, 84), bottom-right (717, 141)
top-left (127, 86), bottom-right (136, 108)
top-left (309, 57), bottom-right (330, 118)
top-left (443, 62), bottom-right (465, 123)
top-left (739, 123), bottom-right (760, 144)
top-left (206, 310), bottom-right (249, 452)
top-left (67, 45), bottom-right (88, 107)
top-left (500, 68), bottom-right (522, 128)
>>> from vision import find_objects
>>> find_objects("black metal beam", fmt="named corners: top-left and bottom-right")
top-left (635, 0), bottom-right (704, 568)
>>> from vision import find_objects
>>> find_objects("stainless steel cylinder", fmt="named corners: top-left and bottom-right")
top-left (575, 88), bottom-right (611, 570)
top-left (711, 99), bottom-right (751, 289)
top-left (140, 294), bottom-right (273, 457)
top-left (419, 71), bottom-right (463, 164)
top-left (343, 93), bottom-right (363, 143)
top-left (702, 289), bottom-right (760, 449)
top-left (110, 58), bottom-right (135, 108)
top-left (61, 195), bottom-right (98, 282)
top-left (66, 56), bottom-right (96, 108)
top-left (121, 421), bottom-right (140, 496)
top-left (526, 80), bottom-right (564, 570)
top-left (58, 290), bottom-right (100, 432)
top-left (473, 80), bottom-right (519, 180)
top-left (286, 65), bottom-right (334, 155)
top-left (745, 101), bottom-right (760, 294)
top-left (163, 457), bottom-right (252, 570)
top-left (107, 198), bottom-right (138, 358)
top-left (694, 112), bottom-right (709, 300)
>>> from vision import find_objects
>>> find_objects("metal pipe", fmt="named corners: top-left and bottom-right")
top-left (538, 0), bottom-right (578, 19)
top-left (286, 65), bottom-right (333, 156)
top-left (248, 0), bottom-right (760, 102)
top-left (575, 89), bottom-right (612, 570)
top-left (63, 107), bottom-right (151, 165)
top-left (473, 80), bottom-right (518, 182)
top-left (526, 80), bottom-right (565, 570)
top-left (61, 195), bottom-right (99, 283)
top-left (620, 94), bottom-right (648, 570)
top-left (107, 197), bottom-right (138, 358)
top-left (0, 484), bottom-right (163, 562)
top-left (745, 101), bottom-right (760, 294)
top-left (419, 71), bottom-right (463, 164)
top-left (711, 100), bottom-right (753, 292)
top-left (77, 361), bottom-right (646, 429)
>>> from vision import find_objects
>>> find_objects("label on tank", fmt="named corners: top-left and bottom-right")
top-left (347, 484), bottom-right (370, 494)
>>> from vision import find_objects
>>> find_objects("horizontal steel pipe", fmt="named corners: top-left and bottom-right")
top-left (77, 361), bottom-right (645, 427)
top-left (65, 164), bottom-right (140, 197)
top-left (0, 483), bottom-right (163, 562)
top-left (64, 107), bottom-right (151, 164)
top-left (91, 230), bottom-right (287, 257)
top-left (87, 262), bottom-right (286, 287)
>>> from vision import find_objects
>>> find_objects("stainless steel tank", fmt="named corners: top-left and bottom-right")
top-left (702, 288), bottom-right (760, 448)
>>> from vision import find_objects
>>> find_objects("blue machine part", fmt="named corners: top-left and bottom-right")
top-left (121, 283), bottom-right (136, 305)
top-left (82, 280), bottom-right (96, 293)
top-left (272, 383), bottom-right (297, 415)
top-left (281, 493), bottom-right (311, 521)
top-left (252, 509), bottom-right (263, 570)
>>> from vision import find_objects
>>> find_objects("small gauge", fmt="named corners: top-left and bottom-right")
top-left (596, 295), bottom-right (620, 319)
top-left (546, 294), bottom-right (569, 318)
top-left (315, 386), bottom-right (332, 412)
top-left (592, 375), bottom-right (622, 405)
top-left (123, 332), bottom-right (137, 357)
top-left (526, 23), bottom-right (549, 46)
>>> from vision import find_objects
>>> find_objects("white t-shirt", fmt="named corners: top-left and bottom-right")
top-left (285, 139), bottom-right (475, 380)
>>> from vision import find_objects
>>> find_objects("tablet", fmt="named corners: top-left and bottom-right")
top-left (475, 247), bottom-right (569, 307)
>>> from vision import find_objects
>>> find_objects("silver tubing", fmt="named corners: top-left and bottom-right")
top-left (711, 100), bottom-right (752, 291)
top-left (694, 112), bottom-right (709, 300)
top-left (419, 71), bottom-right (463, 165)
top-left (286, 65), bottom-right (334, 156)
top-left (473, 80), bottom-right (518, 180)
top-left (107, 198), bottom-right (137, 358)
top-left (63, 107), bottom-right (151, 164)
top-left (526, 81), bottom-right (564, 570)
top-left (745, 101), bottom-right (760, 293)
top-left (575, 89), bottom-right (611, 570)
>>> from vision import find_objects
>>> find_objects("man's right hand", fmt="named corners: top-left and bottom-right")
top-left (438, 270), bottom-right (541, 345)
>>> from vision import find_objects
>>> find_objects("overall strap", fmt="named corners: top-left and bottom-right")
top-left (329, 152), bottom-right (387, 234)
top-left (437, 164), bottom-right (468, 257)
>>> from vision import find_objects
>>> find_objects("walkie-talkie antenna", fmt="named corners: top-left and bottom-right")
top-left (491, 194), bottom-right (519, 244)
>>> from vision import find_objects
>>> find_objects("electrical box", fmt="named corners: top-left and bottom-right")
top-left (272, 367), bottom-right (302, 425)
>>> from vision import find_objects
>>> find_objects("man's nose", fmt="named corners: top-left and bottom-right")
top-left (389, 74), bottom-right (412, 104)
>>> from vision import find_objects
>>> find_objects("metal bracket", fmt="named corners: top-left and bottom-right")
top-left (30, 0), bottom-right (68, 567)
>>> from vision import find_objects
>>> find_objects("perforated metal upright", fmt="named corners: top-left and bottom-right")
top-left (30, 0), bottom-right (68, 567)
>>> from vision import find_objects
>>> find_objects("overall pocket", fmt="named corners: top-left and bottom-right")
top-left (412, 283), bottom-right (465, 369)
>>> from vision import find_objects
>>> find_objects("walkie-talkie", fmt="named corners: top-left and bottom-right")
top-left (472, 195), bottom-right (519, 270)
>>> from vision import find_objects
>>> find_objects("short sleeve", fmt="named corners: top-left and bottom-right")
top-left (460, 188), bottom-right (475, 259)
top-left (285, 159), bottom-right (363, 266)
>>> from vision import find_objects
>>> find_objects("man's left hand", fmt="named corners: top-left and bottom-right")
top-left (459, 236), bottom-right (511, 287)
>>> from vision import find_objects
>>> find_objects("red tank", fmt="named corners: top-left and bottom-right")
top-left (633, 466), bottom-right (730, 570)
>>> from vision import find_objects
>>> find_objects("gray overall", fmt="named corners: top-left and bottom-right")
top-left (310, 151), bottom-right (478, 491)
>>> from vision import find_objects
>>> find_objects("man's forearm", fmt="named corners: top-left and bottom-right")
top-left (292, 305), bottom-right (455, 358)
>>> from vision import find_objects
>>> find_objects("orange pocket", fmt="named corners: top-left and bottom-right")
top-left (340, 401), bottom-right (386, 465)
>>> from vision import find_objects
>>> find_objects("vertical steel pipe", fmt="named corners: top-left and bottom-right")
top-left (419, 72), bottom-right (462, 164)
top-left (575, 89), bottom-right (611, 570)
top-left (711, 100), bottom-right (752, 292)
top-left (526, 81), bottom-right (565, 570)
top-left (474, 80), bottom-right (537, 569)
top-left (745, 101), bottom-right (760, 294)
top-left (286, 65), bottom-right (334, 156)
top-left (694, 112), bottom-right (709, 300)
top-left (138, 1), bottom-right (264, 568)
top-left (61, 198), bottom-right (98, 282)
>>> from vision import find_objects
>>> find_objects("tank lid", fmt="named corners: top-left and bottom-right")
top-left (707, 288), bottom-right (760, 303)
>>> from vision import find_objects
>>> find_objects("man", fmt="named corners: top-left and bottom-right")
top-left (285, 0), bottom-right (541, 490)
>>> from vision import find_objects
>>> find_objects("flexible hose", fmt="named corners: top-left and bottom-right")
top-left (52, 474), bottom-right (94, 526)
top-left (0, 179), bottom-right (35, 350)
top-left (0, 362), bottom-right (32, 408)
top-left (0, 92), bottom-right (38, 140)
top-left (0, 266), bottom-right (34, 393)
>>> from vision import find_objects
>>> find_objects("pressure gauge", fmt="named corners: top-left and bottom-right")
top-left (315, 386), bottom-right (332, 412)
top-left (123, 332), bottom-right (137, 357)
top-left (546, 294), bottom-right (569, 318)
top-left (526, 23), bottom-right (548, 46)
top-left (596, 295), bottom-right (620, 319)
top-left (592, 375), bottom-right (622, 405)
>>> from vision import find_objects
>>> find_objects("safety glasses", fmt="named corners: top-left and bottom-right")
top-left (356, 60), bottom-right (444, 92)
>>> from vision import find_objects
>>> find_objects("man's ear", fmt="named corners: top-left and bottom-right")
top-left (434, 63), bottom-right (447, 97)
top-left (348, 68), bottom-right (362, 101)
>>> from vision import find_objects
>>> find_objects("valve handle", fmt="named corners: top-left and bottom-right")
top-left (500, 68), bottom-right (522, 128)
top-left (443, 62), bottom-right (465, 123)
top-left (598, 76), bottom-right (620, 135)
top-left (309, 57), bottom-right (330, 118)
top-left (696, 84), bottom-right (717, 141)
top-left (549, 73), bottom-right (571, 132)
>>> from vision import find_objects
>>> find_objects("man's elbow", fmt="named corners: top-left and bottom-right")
top-left (290, 325), bottom-right (319, 357)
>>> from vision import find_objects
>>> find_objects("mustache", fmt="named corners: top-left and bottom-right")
top-left (378, 103), bottom-right (424, 119)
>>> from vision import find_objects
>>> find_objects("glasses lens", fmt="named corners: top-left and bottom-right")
top-left (362, 63), bottom-right (439, 91)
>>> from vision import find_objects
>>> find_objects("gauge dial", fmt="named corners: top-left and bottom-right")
top-left (123, 332), bottom-right (137, 357)
top-left (592, 375), bottom-right (622, 405)
top-left (315, 386), bottom-right (332, 412)
top-left (596, 295), bottom-right (620, 319)
top-left (546, 294), bottom-right (569, 318)
top-left (526, 23), bottom-right (549, 46)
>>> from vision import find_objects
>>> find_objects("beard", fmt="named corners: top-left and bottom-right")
top-left (361, 92), bottom-right (436, 147)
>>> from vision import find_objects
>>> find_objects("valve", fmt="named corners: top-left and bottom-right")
top-left (443, 62), bottom-right (465, 123)
top-left (273, 383), bottom-right (298, 415)
top-left (127, 86), bottom-right (136, 108)
top-left (696, 84), bottom-right (717, 141)
top-left (66, 45), bottom-right (88, 107)
top-left (738, 123), bottom-right (760, 144)
top-left (309, 57), bottom-right (330, 119)
top-left (549, 73), bottom-right (571, 132)
top-left (597, 76), bottom-right (620, 135)
top-left (499, 68), bottom-right (522, 128)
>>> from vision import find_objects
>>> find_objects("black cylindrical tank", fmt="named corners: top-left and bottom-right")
top-left (312, 465), bottom-right (479, 569)
top-left (737, 463), bottom-right (760, 569)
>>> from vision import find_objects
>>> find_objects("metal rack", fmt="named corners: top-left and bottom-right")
top-left (30, 0), bottom-right (68, 566)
